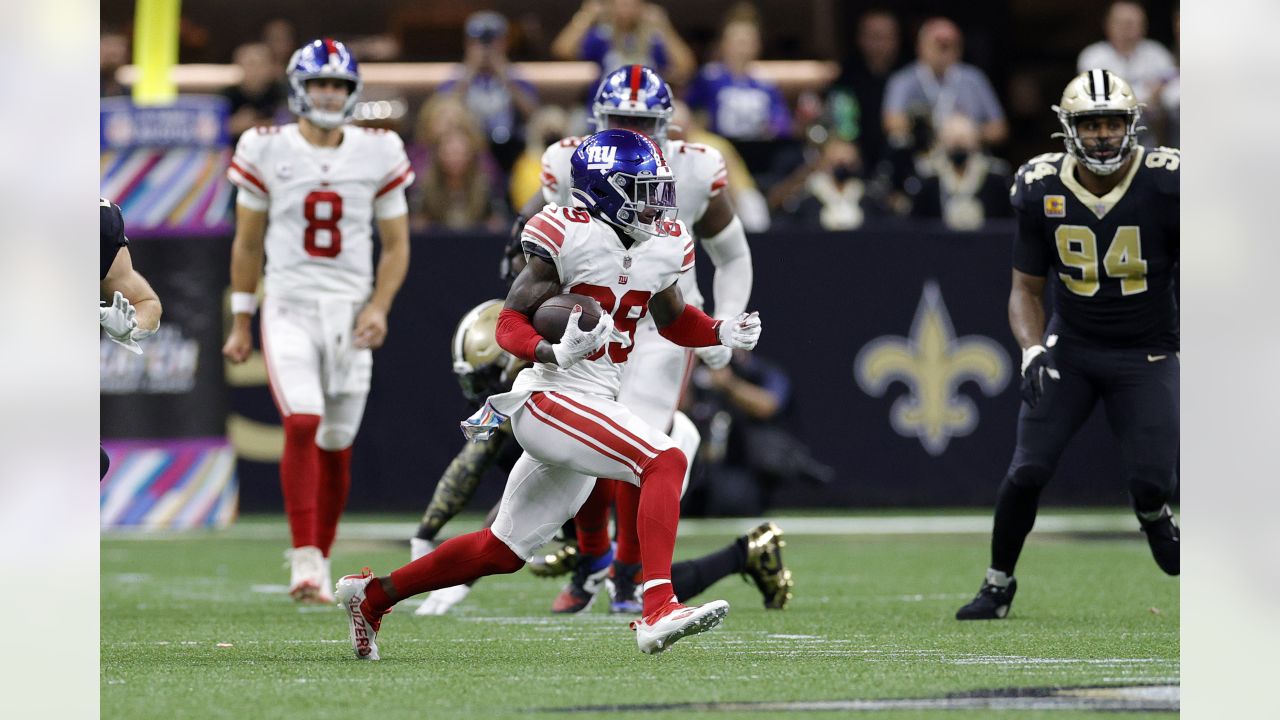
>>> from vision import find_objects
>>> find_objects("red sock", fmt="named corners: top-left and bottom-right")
top-left (380, 529), bottom-right (523, 610)
top-left (637, 448), bottom-right (686, 616)
top-left (315, 447), bottom-right (352, 556)
top-left (615, 481), bottom-right (642, 565)
top-left (574, 479), bottom-right (615, 557)
top-left (280, 414), bottom-right (322, 549)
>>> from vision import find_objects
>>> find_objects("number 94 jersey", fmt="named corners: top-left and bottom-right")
top-left (1011, 145), bottom-right (1179, 350)
top-left (515, 204), bottom-right (695, 399)
top-left (227, 124), bottom-right (415, 302)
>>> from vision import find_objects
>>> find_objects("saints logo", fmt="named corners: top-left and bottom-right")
top-left (855, 281), bottom-right (1010, 456)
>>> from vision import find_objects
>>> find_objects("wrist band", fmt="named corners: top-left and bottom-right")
top-left (230, 292), bottom-right (258, 315)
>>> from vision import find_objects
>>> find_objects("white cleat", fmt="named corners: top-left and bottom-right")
top-left (409, 537), bottom-right (435, 562)
top-left (285, 546), bottom-right (330, 603)
top-left (631, 599), bottom-right (730, 655)
top-left (335, 569), bottom-right (383, 660)
top-left (415, 584), bottom-right (472, 616)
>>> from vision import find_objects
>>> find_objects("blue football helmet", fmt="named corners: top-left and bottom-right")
top-left (571, 129), bottom-right (678, 240)
top-left (286, 38), bottom-right (362, 129)
top-left (591, 65), bottom-right (674, 142)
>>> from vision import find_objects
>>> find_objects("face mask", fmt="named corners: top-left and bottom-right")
top-left (947, 150), bottom-right (971, 168)
top-left (832, 163), bottom-right (859, 184)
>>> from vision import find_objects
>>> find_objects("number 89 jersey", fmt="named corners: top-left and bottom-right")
top-left (1011, 145), bottom-right (1179, 350)
top-left (515, 204), bottom-right (694, 399)
top-left (227, 124), bottom-right (415, 302)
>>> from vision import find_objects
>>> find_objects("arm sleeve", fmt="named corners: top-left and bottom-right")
top-left (374, 138), bottom-right (416, 218)
top-left (496, 308), bottom-right (545, 362)
top-left (657, 303), bottom-right (722, 348)
top-left (228, 132), bottom-right (270, 209)
top-left (699, 215), bottom-right (752, 319)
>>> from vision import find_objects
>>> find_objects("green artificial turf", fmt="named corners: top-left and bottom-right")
top-left (101, 512), bottom-right (1178, 719)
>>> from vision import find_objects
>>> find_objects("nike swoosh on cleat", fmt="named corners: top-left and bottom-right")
top-left (1147, 355), bottom-right (1167, 362)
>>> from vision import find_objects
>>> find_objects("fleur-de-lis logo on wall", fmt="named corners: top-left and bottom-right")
top-left (854, 281), bottom-right (1011, 456)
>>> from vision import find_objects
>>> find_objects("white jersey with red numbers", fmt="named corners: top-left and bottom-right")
top-left (511, 204), bottom-right (694, 401)
top-left (227, 123), bottom-right (414, 303)
top-left (540, 137), bottom-right (725, 309)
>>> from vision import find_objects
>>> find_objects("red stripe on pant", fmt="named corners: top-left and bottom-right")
top-left (528, 393), bottom-right (654, 474)
top-left (545, 392), bottom-right (662, 456)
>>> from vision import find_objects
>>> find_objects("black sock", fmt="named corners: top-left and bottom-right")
top-left (991, 477), bottom-right (1043, 576)
top-left (672, 538), bottom-right (748, 601)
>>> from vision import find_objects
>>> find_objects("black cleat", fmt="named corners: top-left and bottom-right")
top-left (1140, 514), bottom-right (1180, 576)
top-left (955, 578), bottom-right (1017, 620)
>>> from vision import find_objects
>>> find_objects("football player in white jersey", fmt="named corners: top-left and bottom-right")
top-left (335, 129), bottom-right (762, 659)
top-left (221, 39), bottom-right (414, 604)
top-left (513, 65), bottom-right (756, 613)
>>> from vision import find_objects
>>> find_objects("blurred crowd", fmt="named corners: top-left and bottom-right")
top-left (101, 0), bottom-right (1180, 235)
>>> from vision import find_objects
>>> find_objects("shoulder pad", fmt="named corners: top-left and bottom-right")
top-left (100, 198), bottom-right (125, 243)
top-left (1011, 152), bottom-right (1065, 211)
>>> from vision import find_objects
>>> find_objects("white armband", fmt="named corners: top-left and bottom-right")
top-left (699, 215), bottom-right (753, 319)
top-left (231, 292), bottom-right (258, 316)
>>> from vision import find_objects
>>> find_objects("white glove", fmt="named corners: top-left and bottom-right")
top-left (695, 343), bottom-right (733, 369)
top-left (99, 291), bottom-right (142, 355)
top-left (716, 311), bottom-right (761, 350)
top-left (551, 305), bottom-right (617, 368)
top-left (414, 584), bottom-right (472, 616)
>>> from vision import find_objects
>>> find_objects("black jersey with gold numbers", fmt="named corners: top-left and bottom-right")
top-left (1010, 146), bottom-right (1179, 350)
top-left (100, 198), bottom-right (129, 280)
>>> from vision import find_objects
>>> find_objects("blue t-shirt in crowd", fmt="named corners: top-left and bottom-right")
top-left (685, 63), bottom-right (792, 140)
top-left (580, 25), bottom-right (670, 77)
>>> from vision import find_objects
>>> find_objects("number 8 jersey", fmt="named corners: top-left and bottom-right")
top-left (227, 124), bottom-right (415, 302)
top-left (514, 204), bottom-right (694, 400)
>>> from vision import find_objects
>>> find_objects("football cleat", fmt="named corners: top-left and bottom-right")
top-left (526, 542), bottom-right (578, 578)
top-left (415, 584), bottom-right (472, 616)
top-left (955, 578), bottom-right (1018, 620)
top-left (606, 561), bottom-right (643, 614)
top-left (743, 522), bottom-right (793, 609)
top-left (631, 599), bottom-right (730, 655)
top-left (285, 545), bottom-right (331, 603)
top-left (551, 549), bottom-right (613, 614)
top-left (335, 569), bottom-right (385, 660)
top-left (1140, 511), bottom-right (1180, 576)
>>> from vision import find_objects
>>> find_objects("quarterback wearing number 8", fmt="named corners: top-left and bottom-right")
top-left (334, 129), bottom-right (761, 659)
top-left (223, 38), bottom-right (413, 604)
top-left (956, 70), bottom-right (1179, 621)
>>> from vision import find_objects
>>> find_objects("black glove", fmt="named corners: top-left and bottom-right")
top-left (1019, 345), bottom-right (1059, 408)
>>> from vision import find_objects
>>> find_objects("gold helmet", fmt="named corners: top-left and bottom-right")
top-left (451, 299), bottom-right (527, 403)
top-left (1052, 69), bottom-right (1143, 176)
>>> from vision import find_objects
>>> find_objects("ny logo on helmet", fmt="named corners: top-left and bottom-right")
top-left (854, 281), bottom-right (1011, 456)
top-left (585, 145), bottom-right (618, 170)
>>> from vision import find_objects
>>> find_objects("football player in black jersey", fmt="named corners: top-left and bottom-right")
top-left (99, 198), bottom-right (162, 477)
top-left (956, 70), bottom-right (1179, 620)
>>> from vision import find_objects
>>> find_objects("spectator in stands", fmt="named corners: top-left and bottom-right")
top-left (883, 18), bottom-right (1007, 153)
top-left (685, 10), bottom-right (793, 143)
top-left (669, 100), bottom-right (770, 232)
top-left (410, 96), bottom-right (506, 233)
top-left (686, 350), bottom-right (832, 516)
top-left (767, 135), bottom-right (882, 231)
top-left (439, 11), bottom-right (539, 174)
top-left (222, 43), bottom-right (287, 139)
top-left (907, 114), bottom-right (1012, 231)
top-left (1157, 5), bottom-right (1180, 146)
top-left (1077, 1), bottom-right (1177, 119)
top-left (508, 105), bottom-right (570, 211)
top-left (551, 0), bottom-right (696, 86)
top-left (827, 9), bottom-right (902, 170)
top-left (101, 30), bottom-right (130, 97)
top-left (262, 19), bottom-right (297, 68)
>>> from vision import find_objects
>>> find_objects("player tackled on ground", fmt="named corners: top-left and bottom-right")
top-left (222, 38), bottom-right (414, 604)
top-left (336, 129), bottom-right (762, 658)
top-left (956, 70), bottom-right (1179, 620)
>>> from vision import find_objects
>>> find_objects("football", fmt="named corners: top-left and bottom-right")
top-left (532, 293), bottom-right (604, 343)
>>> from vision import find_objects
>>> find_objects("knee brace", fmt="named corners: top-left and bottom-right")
top-left (1007, 463), bottom-right (1053, 489)
top-left (315, 419), bottom-right (358, 451)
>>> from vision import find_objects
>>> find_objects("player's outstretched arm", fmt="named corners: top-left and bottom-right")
top-left (223, 204), bottom-right (267, 364)
top-left (651, 282), bottom-right (761, 350)
top-left (101, 246), bottom-right (162, 335)
top-left (355, 214), bottom-right (411, 350)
